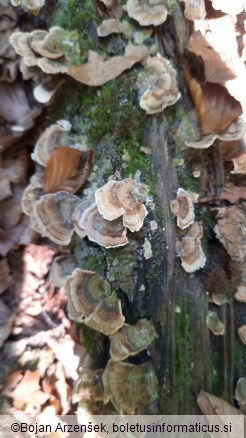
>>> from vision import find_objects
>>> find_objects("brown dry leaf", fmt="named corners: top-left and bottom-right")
top-left (46, 335), bottom-right (86, 380)
top-left (42, 375), bottom-right (62, 414)
top-left (5, 369), bottom-right (49, 410)
top-left (0, 186), bottom-right (23, 230)
top-left (184, 67), bottom-right (242, 134)
top-left (197, 390), bottom-right (242, 438)
top-left (218, 183), bottom-right (246, 203)
top-left (0, 258), bottom-right (14, 294)
top-left (44, 146), bottom-right (93, 194)
top-left (23, 243), bottom-right (56, 279)
top-left (186, 31), bottom-right (236, 84)
top-left (67, 45), bottom-right (148, 86)
top-left (197, 390), bottom-right (239, 415)
top-left (0, 215), bottom-right (38, 257)
top-left (55, 362), bottom-right (71, 414)
top-left (3, 370), bottom-right (24, 395)
top-left (4, 150), bottom-right (29, 184)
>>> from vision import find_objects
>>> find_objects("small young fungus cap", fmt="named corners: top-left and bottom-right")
top-left (66, 268), bottom-right (111, 322)
top-left (170, 188), bottom-right (195, 230)
top-left (31, 123), bottom-right (70, 166)
top-left (140, 56), bottom-right (180, 115)
top-left (78, 203), bottom-right (129, 248)
top-left (180, 222), bottom-right (206, 273)
top-left (126, 0), bottom-right (168, 26)
top-left (32, 191), bottom-right (80, 245)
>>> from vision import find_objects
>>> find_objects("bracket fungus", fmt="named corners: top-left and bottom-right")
top-left (95, 178), bottom-right (148, 232)
top-left (49, 255), bottom-right (78, 288)
top-left (185, 118), bottom-right (246, 149)
top-left (10, 31), bottom-right (46, 67)
top-left (179, 0), bottom-right (206, 21)
top-left (32, 191), bottom-right (80, 245)
top-left (238, 325), bottom-right (246, 346)
top-left (126, 0), bottom-right (168, 27)
top-left (170, 188), bottom-right (195, 230)
top-left (66, 268), bottom-right (125, 336)
top-left (231, 152), bottom-right (246, 174)
top-left (10, 27), bottom-right (80, 75)
top-left (206, 311), bottom-right (225, 336)
top-left (180, 222), bottom-right (206, 273)
top-left (66, 269), bottom-right (111, 321)
top-left (75, 203), bottom-right (129, 248)
top-left (85, 294), bottom-right (125, 336)
top-left (110, 319), bottom-right (156, 361)
top-left (31, 27), bottom-right (78, 60)
top-left (21, 173), bottom-right (43, 217)
top-left (235, 378), bottom-right (246, 409)
top-left (33, 78), bottom-right (64, 104)
top-left (10, 0), bottom-right (45, 15)
top-left (102, 360), bottom-right (158, 414)
top-left (97, 19), bottom-right (121, 37)
top-left (235, 285), bottom-right (246, 303)
top-left (73, 369), bottom-right (104, 405)
top-left (214, 206), bottom-right (246, 262)
top-left (139, 56), bottom-right (180, 114)
top-left (31, 122), bottom-right (71, 166)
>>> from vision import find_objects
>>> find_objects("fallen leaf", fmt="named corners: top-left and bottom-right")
top-left (67, 45), bottom-right (148, 86)
top-left (44, 146), bottom-right (93, 194)
top-left (46, 335), bottom-right (86, 380)
top-left (4, 369), bottom-right (49, 410)
top-left (0, 215), bottom-right (38, 257)
top-left (23, 243), bottom-right (56, 279)
top-left (197, 390), bottom-right (242, 438)
top-left (218, 183), bottom-right (246, 203)
top-left (197, 390), bottom-right (239, 415)
top-left (54, 362), bottom-right (71, 413)
top-left (186, 31), bottom-right (236, 84)
top-left (184, 67), bottom-right (242, 134)
top-left (0, 186), bottom-right (23, 230)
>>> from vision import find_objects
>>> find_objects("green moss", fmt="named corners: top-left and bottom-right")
top-left (234, 338), bottom-right (246, 374)
top-left (211, 366), bottom-right (220, 394)
top-left (85, 253), bottom-right (106, 276)
top-left (175, 307), bottom-right (192, 381)
top-left (160, 304), bottom-right (193, 413)
top-left (177, 167), bottom-right (199, 192)
top-left (79, 325), bottom-right (105, 359)
top-left (167, 0), bottom-right (178, 14)
top-left (53, 0), bottom-right (97, 61)
top-left (165, 105), bottom-right (186, 126)
top-left (54, 0), bottom-right (97, 30)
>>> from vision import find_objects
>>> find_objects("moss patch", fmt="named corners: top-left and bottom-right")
top-left (52, 0), bottom-right (97, 61)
